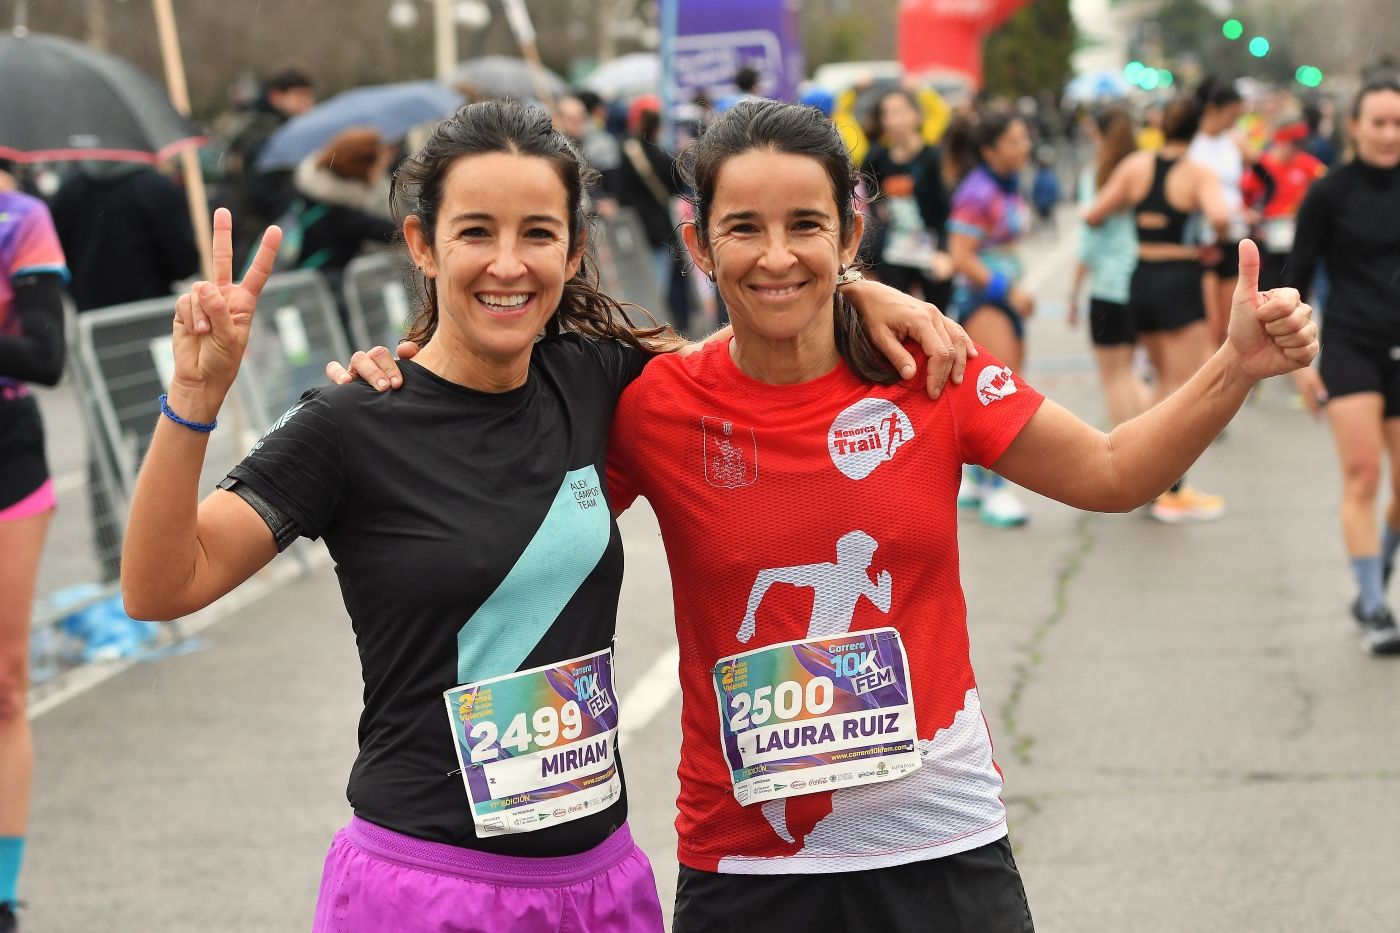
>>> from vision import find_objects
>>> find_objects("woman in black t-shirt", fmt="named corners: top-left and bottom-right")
top-left (1287, 78), bottom-right (1400, 655)
top-left (860, 89), bottom-right (954, 312)
top-left (120, 101), bottom-right (974, 931)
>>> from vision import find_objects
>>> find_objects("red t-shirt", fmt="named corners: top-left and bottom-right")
top-left (1243, 150), bottom-right (1326, 219)
top-left (607, 340), bottom-right (1044, 874)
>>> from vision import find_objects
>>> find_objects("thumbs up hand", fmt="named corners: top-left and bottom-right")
top-left (1226, 238), bottom-right (1319, 380)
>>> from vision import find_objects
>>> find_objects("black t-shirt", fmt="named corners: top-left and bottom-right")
top-left (223, 334), bottom-right (648, 856)
top-left (861, 143), bottom-right (951, 246)
top-left (1288, 159), bottom-right (1400, 341)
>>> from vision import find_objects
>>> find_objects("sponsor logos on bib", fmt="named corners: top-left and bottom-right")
top-left (826, 398), bottom-right (914, 481)
top-left (976, 366), bottom-right (1017, 406)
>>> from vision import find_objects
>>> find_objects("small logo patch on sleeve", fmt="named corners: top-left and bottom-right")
top-left (976, 366), bottom-right (1017, 406)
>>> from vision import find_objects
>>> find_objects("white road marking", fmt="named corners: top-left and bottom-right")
top-left (53, 470), bottom-right (86, 493)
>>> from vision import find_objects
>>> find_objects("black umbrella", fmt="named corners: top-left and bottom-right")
top-left (0, 31), bottom-right (203, 164)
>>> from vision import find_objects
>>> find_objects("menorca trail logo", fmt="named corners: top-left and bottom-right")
top-left (827, 398), bottom-right (914, 481)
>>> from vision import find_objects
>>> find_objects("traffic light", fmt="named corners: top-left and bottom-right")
top-left (1296, 65), bottom-right (1324, 88)
top-left (1124, 61), bottom-right (1146, 84)
top-left (1222, 19), bottom-right (1244, 40)
top-left (1248, 36), bottom-right (1270, 58)
top-left (1158, 69), bottom-right (1174, 88)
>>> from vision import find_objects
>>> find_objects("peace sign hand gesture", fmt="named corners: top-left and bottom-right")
top-left (170, 208), bottom-right (282, 402)
top-left (1225, 238), bottom-right (1319, 381)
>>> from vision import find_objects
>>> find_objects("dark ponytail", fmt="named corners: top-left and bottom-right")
top-left (1195, 76), bottom-right (1242, 112)
top-left (1161, 95), bottom-right (1202, 143)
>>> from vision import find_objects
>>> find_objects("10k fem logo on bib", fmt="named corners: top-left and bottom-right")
top-left (444, 648), bottom-right (620, 836)
top-left (827, 398), bottom-right (914, 481)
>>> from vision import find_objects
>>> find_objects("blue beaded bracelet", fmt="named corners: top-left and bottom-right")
top-left (158, 394), bottom-right (218, 433)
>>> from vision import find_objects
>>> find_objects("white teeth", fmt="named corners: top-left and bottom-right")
top-left (755, 284), bottom-right (801, 298)
top-left (479, 294), bottom-right (531, 309)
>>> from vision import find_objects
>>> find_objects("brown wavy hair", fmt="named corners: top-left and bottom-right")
top-left (391, 100), bottom-right (683, 354)
top-left (1094, 108), bottom-right (1137, 190)
top-left (681, 99), bottom-right (897, 385)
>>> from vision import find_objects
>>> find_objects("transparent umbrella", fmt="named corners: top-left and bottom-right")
top-left (584, 53), bottom-right (660, 102)
top-left (453, 55), bottom-right (567, 101)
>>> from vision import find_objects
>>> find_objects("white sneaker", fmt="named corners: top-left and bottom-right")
top-left (957, 469), bottom-right (982, 509)
top-left (980, 486), bottom-right (1029, 527)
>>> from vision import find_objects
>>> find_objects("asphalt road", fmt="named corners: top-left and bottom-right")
top-left (22, 223), bottom-right (1399, 932)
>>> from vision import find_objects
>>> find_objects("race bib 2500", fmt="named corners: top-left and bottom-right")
top-left (712, 628), bottom-right (921, 806)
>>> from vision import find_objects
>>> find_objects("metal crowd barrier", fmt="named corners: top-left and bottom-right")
top-left (592, 207), bottom-right (669, 327)
top-left (236, 268), bottom-right (351, 429)
top-left (342, 251), bottom-right (416, 351)
top-left (34, 269), bottom-right (351, 640)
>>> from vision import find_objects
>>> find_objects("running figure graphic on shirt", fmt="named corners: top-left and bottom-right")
top-left (736, 530), bottom-right (893, 841)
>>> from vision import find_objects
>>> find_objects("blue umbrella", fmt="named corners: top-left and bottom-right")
top-left (256, 81), bottom-right (464, 170)
top-left (1064, 71), bottom-right (1130, 102)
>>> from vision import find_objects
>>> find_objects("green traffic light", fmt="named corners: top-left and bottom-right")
top-left (1296, 65), bottom-right (1324, 88)
top-left (1158, 69), bottom-right (1174, 88)
top-left (1248, 36), bottom-right (1270, 58)
top-left (1140, 70), bottom-right (1160, 91)
top-left (1124, 60), bottom-right (1146, 83)
top-left (1223, 19), bottom-right (1244, 40)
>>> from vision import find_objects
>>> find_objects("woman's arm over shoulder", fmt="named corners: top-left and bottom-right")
top-left (1083, 150), bottom-right (1147, 226)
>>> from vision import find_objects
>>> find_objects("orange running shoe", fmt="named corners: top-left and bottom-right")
top-left (1149, 487), bottom-right (1226, 524)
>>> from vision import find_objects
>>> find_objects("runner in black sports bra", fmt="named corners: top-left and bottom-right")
top-left (1127, 153), bottom-right (1207, 334)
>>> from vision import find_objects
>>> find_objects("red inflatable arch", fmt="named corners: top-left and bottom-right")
top-left (897, 0), bottom-right (1031, 87)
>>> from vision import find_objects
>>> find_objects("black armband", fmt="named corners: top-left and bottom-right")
top-left (218, 477), bottom-right (303, 552)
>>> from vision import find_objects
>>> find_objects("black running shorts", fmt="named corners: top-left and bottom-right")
top-left (1319, 326), bottom-right (1400, 418)
top-left (1209, 239), bottom-right (1241, 278)
top-left (672, 836), bottom-right (1034, 933)
top-left (1128, 259), bottom-right (1206, 334)
top-left (0, 394), bottom-right (50, 511)
top-left (1089, 298), bottom-right (1136, 347)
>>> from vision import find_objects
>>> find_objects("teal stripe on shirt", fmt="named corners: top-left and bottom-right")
top-left (456, 466), bottom-right (611, 684)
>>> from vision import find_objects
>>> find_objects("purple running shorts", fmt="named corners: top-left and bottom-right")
top-left (312, 816), bottom-right (665, 932)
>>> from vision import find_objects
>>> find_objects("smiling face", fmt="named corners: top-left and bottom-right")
top-left (683, 148), bottom-right (862, 353)
top-left (405, 151), bottom-right (581, 376)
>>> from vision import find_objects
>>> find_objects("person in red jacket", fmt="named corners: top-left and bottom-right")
top-left (1242, 122), bottom-right (1327, 289)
